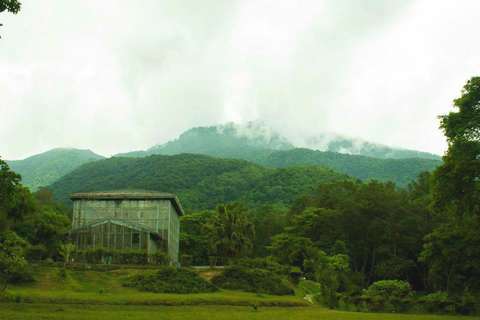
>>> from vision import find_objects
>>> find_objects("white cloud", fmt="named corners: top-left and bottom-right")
top-left (1, 0), bottom-right (479, 160)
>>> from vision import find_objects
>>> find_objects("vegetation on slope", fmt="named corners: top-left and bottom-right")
top-left (7, 148), bottom-right (104, 191)
top-left (115, 122), bottom-right (293, 159)
top-left (48, 154), bottom-right (352, 210)
top-left (122, 267), bottom-right (218, 294)
top-left (211, 266), bottom-right (294, 296)
top-left (114, 123), bottom-right (441, 187)
top-left (256, 148), bottom-right (441, 187)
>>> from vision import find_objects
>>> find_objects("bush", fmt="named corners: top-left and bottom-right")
top-left (288, 267), bottom-right (303, 285)
top-left (211, 266), bottom-right (294, 296)
top-left (233, 258), bottom-right (290, 275)
top-left (74, 249), bottom-right (170, 265)
top-left (363, 280), bottom-right (411, 299)
top-left (122, 266), bottom-right (218, 294)
top-left (25, 245), bottom-right (47, 261)
top-left (420, 291), bottom-right (452, 314)
top-left (150, 250), bottom-right (170, 265)
top-left (9, 263), bottom-right (35, 285)
top-left (180, 255), bottom-right (193, 267)
top-left (361, 280), bottom-right (412, 313)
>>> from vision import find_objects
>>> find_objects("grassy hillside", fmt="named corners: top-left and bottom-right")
top-left (0, 265), bottom-right (306, 307)
top-left (7, 148), bottom-right (105, 191)
top-left (0, 265), bottom-right (475, 320)
top-left (48, 154), bottom-right (351, 210)
top-left (1, 265), bottom-right (477, 320)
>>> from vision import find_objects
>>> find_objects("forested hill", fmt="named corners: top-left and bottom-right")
top-left (256, 148), bottom-right (442, 187)
top-left (7, 148), bottom-right (105, 191)
top-left (115, 122), bottom-right (293, 159)
top-left (115, 121), bottom-right (441, 161)
top-left (48, 154), bottom-right (351, 211)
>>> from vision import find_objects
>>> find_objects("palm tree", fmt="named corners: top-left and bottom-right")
top-left (206, 201), bottom-right (255, 265)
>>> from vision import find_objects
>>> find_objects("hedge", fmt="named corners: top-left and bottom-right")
top-left (211, 266), bottom-right (294, 296)
top-left (74, 248), bottom-right (170, 265)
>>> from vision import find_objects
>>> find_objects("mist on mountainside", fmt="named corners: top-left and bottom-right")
top-left (116, 121), bottom-right (441, 160)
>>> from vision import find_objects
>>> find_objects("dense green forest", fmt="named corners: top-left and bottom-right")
top-left (115, 124), bottom-right (442, 187)
top-left (48, 154), bottom-right (351, 210)
top-left (7, 148), bottom-right (104, 191)
top-left (255, 148), bottom-right (441, 187)
top-left (6, 123), bottom-right (440, 193)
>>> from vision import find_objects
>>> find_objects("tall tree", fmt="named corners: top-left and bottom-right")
top-left (0, 157), bottom-right (21, 236)
top-left (432, 76), bottom-right (480, 218)
top-left (205, 201), bottom-right (255, 265)
top-left (423, 76), bottom-right (480, 295)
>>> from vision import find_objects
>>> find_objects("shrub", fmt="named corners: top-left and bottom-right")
top-left (150, 250), bottom-right (170, 265)
top-left (180, 255), bottom-right (193, 267)
top-left (25, 245), bottom-right (47, 261)
top-left (233, 258), bottom-right (290, 275)
top-left (420, 291), bottom-right (452, 314)
top-left (363, 280), bottom-right (411, 299)
top-left (74, 249), bottom-right (169, 265)
top-left (211, 266), bottom-right (294, 296)
top-left (8, 263), bottom-right (35, 285)
top-left (122, 266), bottom-right (218, 294)
top-left (288, 267), bottom-right (303, 285)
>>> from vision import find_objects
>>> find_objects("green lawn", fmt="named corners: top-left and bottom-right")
top-left (1, 266), bottom-right (479, 319)
top-left (2, 266), bottom-right (306, 307)
top-left (1, 304), bottom-right (479, 320)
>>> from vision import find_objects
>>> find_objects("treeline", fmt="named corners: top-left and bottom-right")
top-left (255, 148), bottom-right (441, 187)
top-left (180, 177), bottom-right (433, 289)
top-left (179, 77), bottom-right (480, 312)
top-left (48, 154), bottom-right (351, 210)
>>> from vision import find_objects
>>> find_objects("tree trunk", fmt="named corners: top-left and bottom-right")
top-left (367, 250), bottom-right (376, 285)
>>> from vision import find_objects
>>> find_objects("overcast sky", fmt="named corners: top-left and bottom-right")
top-left (1, 0), bottom-right (479, 160)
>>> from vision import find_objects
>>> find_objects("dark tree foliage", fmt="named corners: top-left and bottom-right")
top-left (287, 194), bottom-right (313, 222)
top-left (204, 202), bottom-right (255, 265)
top-left (48, 154), bottom-right (351, 211)
top-left (0, 156), bottom-right (71, 260)
top-left (0, 157), bottom-right (22, 236)
top-left (270, 178), bottom-right (432, 290)
top-left (423, 76), bottom-right (480, 296)
top-left (0, 0), bottom-right (21, 38)
top-left (257, 148), bottom-right (441, 187)
top-left (179, 210), bottom-right (214, 266)
top-left (0, 0), bottom-right (21, 13)
top-left (249, 204), bottom-right (287, 257)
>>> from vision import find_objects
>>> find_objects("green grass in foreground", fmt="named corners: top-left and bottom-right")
top-left (3, 267), bottom-right (306, 307)
top-left (1, 304), bottom-right (479, 320)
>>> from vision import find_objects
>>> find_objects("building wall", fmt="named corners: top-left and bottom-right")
top-left (72, 198), bottom-right (180, 262)
top-left (72, 222), bottom-right (149, 252)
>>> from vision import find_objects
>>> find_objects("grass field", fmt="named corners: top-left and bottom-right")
top-left (1, 304), bottom-right (480, 320)
top-left (2, 267), bottom-right (306, 307)
top-left (1, 266), bottom-right (479, 319)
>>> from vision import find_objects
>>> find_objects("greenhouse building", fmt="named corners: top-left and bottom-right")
top-left (68, 190), bottom-right (184, 263)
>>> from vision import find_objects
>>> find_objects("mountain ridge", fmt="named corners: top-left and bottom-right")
top-left (6, 148), bottom-right (105, 191)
